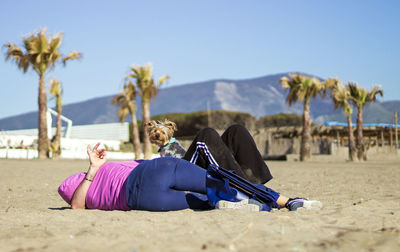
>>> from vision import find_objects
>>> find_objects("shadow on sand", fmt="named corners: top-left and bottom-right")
top-left (48, 207), bottom-right (71, 211)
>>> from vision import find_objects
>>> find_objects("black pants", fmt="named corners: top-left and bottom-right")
top-left (183, 125), bottom-right (273, 184)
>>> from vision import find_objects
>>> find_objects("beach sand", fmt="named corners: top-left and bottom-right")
top-left (1, 155), bottom-right (399, 252)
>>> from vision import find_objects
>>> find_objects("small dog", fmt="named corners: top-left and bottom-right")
top-left (145, 120), bottom-right (186, 158)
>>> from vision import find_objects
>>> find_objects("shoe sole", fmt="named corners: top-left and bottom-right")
top-left (215, 199), bottom-right (261, 211)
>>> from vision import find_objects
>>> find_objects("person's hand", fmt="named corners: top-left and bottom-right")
top-left (87, 142), bottom-right (107, 170)
top-left (70, 143), bottom-right (107, 209)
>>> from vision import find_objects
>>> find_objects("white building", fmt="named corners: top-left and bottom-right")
top-left (0, 122), bottom-right (138, 159)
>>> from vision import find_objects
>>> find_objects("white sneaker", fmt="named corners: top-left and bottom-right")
top-left (303, 199), bottom-right (323, 210)
top-left (286, 198), bottom-right (323, 211)
top-left (215, 199), bottom-right (262, 211)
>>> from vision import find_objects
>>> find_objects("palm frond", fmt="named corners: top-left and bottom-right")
top-left (4, 43), bottom-right (23, 59)
top-left (47, 34), bottom-right (63, 64)
top-left (366, 85), bottom-right (383, 103)
top-left (280, 74), bottom-right (325, 106)
top-left (126, 73), bottom-right (137, 79)
top-left (62, 51), bottom-right (81, 65)
top-left (112, 94), bottom-right (128, 107)
top-left (324, 78), bottom-right (339, 91)
top-left (125, 63), bottom-right (168, 102)
top-left (4, 43), bottom-right (31, 72)
top-left (280, 76), bottom-right (290, 89)
top-left (157, 75), bottom-right (169, 85)
top-left (347, 82), bottom-right (367, 107)
top-left (329, 79), bottom-right (352, 114)
top-left (343, 103), bottom-right (353, 116)
top-left (117, 107), bottom-right (130, 122)
top-left (49, 78), bottom-right (62, 97)
top-left (37, 28), bottom-right (49, 54)
top-left (124, 81), bottom-right (137, 100)
top-left (10, 28), bottom-right (80, 74)
top-left (48, 34), bottom-right (62, 53)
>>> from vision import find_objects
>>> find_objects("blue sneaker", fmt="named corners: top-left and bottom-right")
top-left (285, 198), bottom-right (323, 211)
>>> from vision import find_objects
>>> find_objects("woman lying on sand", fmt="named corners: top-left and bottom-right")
top-left (59, 125), bottom-right (322, 212)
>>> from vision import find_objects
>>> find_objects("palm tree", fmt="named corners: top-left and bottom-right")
top-left (4, 28), bottom-right (81, 159)
top-left (326, 78), bottom-right (356, 161)
top-left (126, 63), bottom-right (169, 159)
top-left (280, 73), bottom-right (328, 161)
top-left (347, 82), bottom-right (383, 160)
top-left (112, 80), bottom-right (141, 159)
top-left (49, 78), bottom-right (62, 159)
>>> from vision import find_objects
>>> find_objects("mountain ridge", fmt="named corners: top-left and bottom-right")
top-left (1, 72), bottom-right (398, 130)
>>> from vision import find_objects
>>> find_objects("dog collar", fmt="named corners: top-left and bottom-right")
top-left (158, 138), bottom-right (177, 152)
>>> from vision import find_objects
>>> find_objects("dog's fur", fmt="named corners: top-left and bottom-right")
top-left (145, 120), bottom-right (186, 158)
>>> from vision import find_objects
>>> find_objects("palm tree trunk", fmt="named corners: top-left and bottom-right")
top-left (300, 99), bottom-right (311, 161)
top-left (129, 103), bottom-right (141, 159)
top-left (356, 106), bottom-right (364, 160)
top-left (38, 73), bottom-right (49, 159)
top-left (346, 115), bottom-right (356, 161)
top-left (142, 99), bottom-right (152, 159)
top-left (52, 98), bottom-right (62, 159)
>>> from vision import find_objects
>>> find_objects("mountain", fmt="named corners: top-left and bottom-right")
top-left (1, 73), bottom-right (399, 130)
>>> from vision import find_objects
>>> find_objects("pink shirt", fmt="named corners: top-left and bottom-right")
top-left (58, 160), bottom-right (142, 210)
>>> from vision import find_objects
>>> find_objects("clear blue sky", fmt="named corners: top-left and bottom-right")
top-left (1, 0), bottom-right (399, 118)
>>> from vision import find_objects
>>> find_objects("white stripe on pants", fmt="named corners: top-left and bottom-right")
top-left (189, 142), bottom-right (220, 167)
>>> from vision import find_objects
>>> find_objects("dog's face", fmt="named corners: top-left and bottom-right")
top-left (145, 120), bottom-right (178, 146)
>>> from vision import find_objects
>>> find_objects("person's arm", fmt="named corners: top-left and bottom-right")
top-left (71, 143), bottom-right (107, 210)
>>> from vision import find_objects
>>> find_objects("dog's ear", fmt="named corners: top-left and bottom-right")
top-left (144, 121), bottom-right (156, 133)
top-left (165, 120), bottom-right (177, 131)
top-left (144, 120), bottom-right (157, 128)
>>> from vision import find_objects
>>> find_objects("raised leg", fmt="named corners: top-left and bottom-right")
top-left (221, 125), bottom-right (273, 184)
top-left (183, 128), bottom-right (249, 181)
top-left (183, 125), bottom-right (273, 184)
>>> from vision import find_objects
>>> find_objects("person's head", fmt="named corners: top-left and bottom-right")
top-left (58, 173), bottom-right (85, 204)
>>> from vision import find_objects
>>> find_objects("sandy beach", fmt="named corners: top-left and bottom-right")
top-left (1, 155), bottom-right (399, 252)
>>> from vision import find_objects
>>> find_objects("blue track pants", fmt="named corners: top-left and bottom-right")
top-left (126, 157), bottom-right (211, 211)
